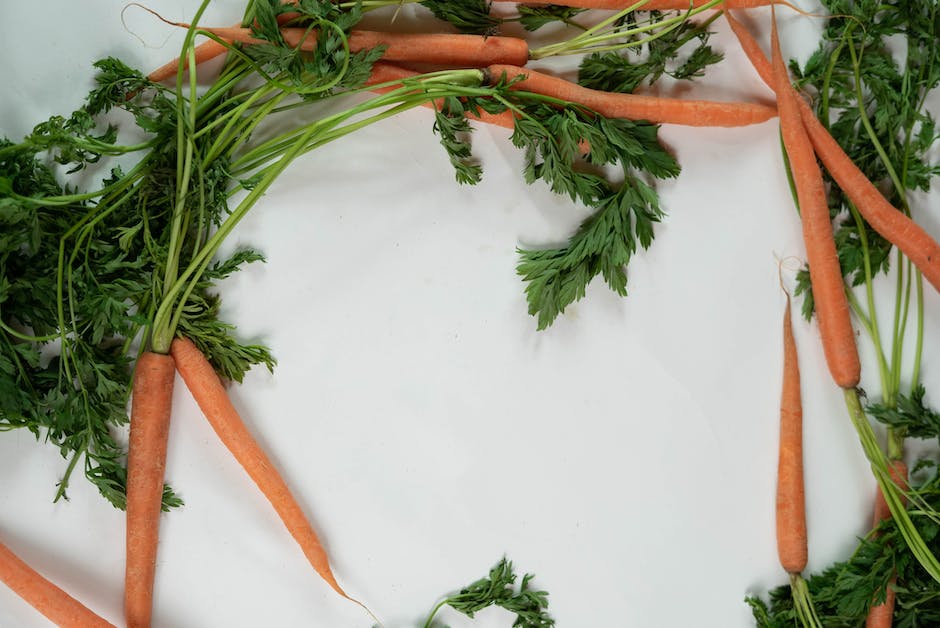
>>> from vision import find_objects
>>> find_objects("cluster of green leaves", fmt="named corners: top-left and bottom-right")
top-left (245, 0), bottom-right (386, 94)
top-left (747, 460), bottom-right (940, 626)
top-left (420, 0), bottom-right (585, 35)
top-left (791, 0), bottom-right (940, 311)
top-left (424, 557), bottom-right (555, 628)
top-left (578, 11), bottom-right (722, 94)
top-left (429, 83), bottom-right (679, 328)
top-left (869, 386), bottom-right (940, 443)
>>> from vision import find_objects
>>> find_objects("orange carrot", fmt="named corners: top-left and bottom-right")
top-left (726, 10), bottom-right (940, 293)
top-left (492, 0), bottom-right (788, 10)
top-left (767, 16), bottom-right (860, 389)
top-left (366, 62), bottom-right (517, 130)
top-left (0, 540), bottom-right (116, 628)
top-left (147, 39), bottom-right (231, 83)
top-left (777, 288), bottom-right (807, 574)
top-left (866, 459), bottom-right (907, 626)
top-left (485, 64), bottom-right (777, 127)
top-left (872, 460), bottom-right (909, 526)
top-left (125, 352), bottom-right (176, 628)
top-left (168, 336), bottom-right (353, 601)
top-left (148, 26), bottom-right (530, 83)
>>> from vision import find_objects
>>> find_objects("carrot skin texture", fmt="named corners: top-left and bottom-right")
top-left (777, 294), bottom-right (807, 574)
top-left (0, 541), bottom-right (116, 628)
top-left (125, 352), bottom-right (176, 628)
top-left (726, 11), bottom-right (940, 294)
top-left (169, 337), bottom-right (347, 598)
top-left (768, 21), bottom-right (860, 389)
top-left (485, 64), bottom-right (777, 127)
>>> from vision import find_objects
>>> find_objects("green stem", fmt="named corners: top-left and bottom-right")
top-left (423, 599), bottom-right (448, 628)
top-left (844, 389), bottom-right (940, 579)
top-left (790, 574), bottom-right (822, 628)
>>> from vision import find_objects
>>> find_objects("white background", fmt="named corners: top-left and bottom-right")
top-left (1, 1), bottom-right (938, 626)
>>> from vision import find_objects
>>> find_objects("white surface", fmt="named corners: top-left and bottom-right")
top-left (0, 2), bottom-right (937, 627)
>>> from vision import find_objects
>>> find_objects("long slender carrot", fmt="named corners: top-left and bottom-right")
top-left (777, 288), bottom-right (807, 574)
top-left (725, 10), bottom-right (940, 293)
top-left (125, 352), bottom-right (176, 628)
top-left (147, 25), bottom-right (530, 83)
top-left (767, 16), bottom-right (860, 389)
top-left (484, 64), bottom-right (776, 127)
top-left (0, 540), bottom-right (116, 628)
top-left (168, 336), bottom-right (356, 603)
top-left (492, 0), bottom-right (790, 10)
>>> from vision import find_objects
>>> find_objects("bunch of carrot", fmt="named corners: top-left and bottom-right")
top-left (2, 0), bottom-right (939, 626)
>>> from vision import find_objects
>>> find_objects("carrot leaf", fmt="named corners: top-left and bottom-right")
top-left (423, 557), bottom-right (554, 628)
top-left (509, 103), bottom-right (677, 328)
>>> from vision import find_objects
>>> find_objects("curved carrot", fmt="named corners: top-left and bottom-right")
top-left (768, 17), bottom-right (860, 389)
top-left (485, 64), bottom-right (777, 127)
top-left (168, 336), bottom-right (353, 602)
top-left (726, 11), bottom-right (940, 293)
top-left (125, 352), bottom-right (176, 628)
top-left (0, 540), bottom-right (115, 628)
top-left (777, 289), bottom-right (807, 574)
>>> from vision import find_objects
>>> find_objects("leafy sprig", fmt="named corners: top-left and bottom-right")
top-left (424, 557), bottom-right (555, 628)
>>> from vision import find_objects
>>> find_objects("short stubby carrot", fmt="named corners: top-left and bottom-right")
top-left (768, 19), bottom-right (860, 389)
top-left (125, 352), bottom-right (176, 628)
top-left (777, 290), bottom-right (807, 574)
top-left (485, 64), bottom-right (777, 127)
top-left (726, 10), bottom-right (940, 295)
top-left (0, 540), bottom-right (116, 628)
top-left (168, 336), bottom-right (350, 600)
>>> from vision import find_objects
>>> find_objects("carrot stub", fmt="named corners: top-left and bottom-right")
top-left (0, 540), bottom-right (116, 628)
top-left (768, 17), bottom-right (860, 389)
top-left (168, 336), bottom-right (350, 600)
top-left (125, 351), bottom-right (175, 628)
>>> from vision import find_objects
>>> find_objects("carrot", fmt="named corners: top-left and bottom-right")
top-left (767, 16), bottom-right (860, 389)
top-left (125, 352), bottom-right (176, 628)
top-left (147, 39), bottom-right (230, 83)
top-left (726, 11), bottom-right (940, 293)
top-left (168, 336), bottom-right (358, 604)
top-left (492, 0), bottom-right (790, 10)
top-left (872, 460), bottom-right (909, 526)
top-left (484, 64), bottom-right (776, 127)
top-left (366, 62), bottom-right (517, 130)
top-left (777, 288), bottom-right (807, 574)
top-left (0, 540), bottom-right (116, 628)
top-left (866, 459), bottom-right (907, 626)
top-left (148, 25), bottom-right (530, 83)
